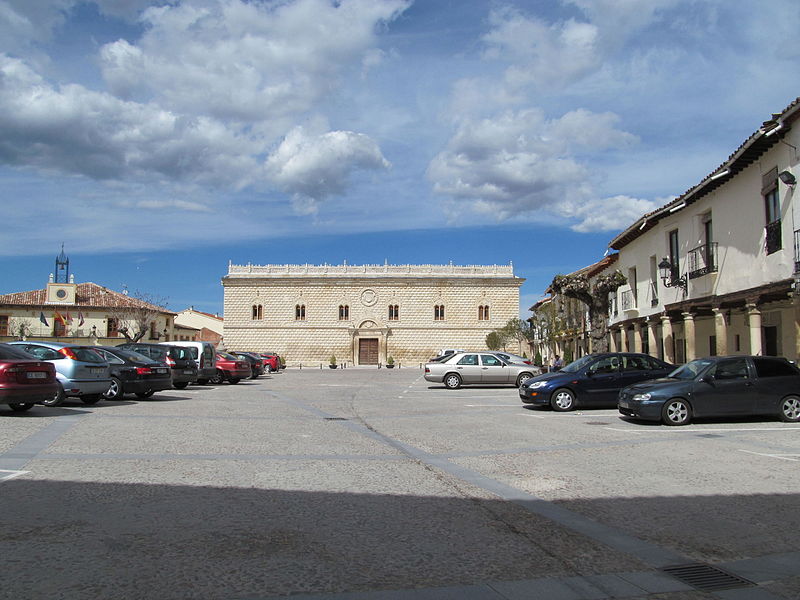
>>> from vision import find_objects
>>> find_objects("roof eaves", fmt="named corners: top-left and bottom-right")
top-left (609, 96), bottom-right (800, 251)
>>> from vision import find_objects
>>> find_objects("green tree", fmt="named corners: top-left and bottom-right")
top-left (485, 330), bottom-right (506, 350)
top-left (499, 317), bottom-right (533, 353)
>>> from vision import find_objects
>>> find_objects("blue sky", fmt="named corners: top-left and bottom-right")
top-left (1, 0), bottom-right (799, 316)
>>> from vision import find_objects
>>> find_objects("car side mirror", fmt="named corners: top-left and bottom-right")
top-left (702, 374), bottom-right (714, 384)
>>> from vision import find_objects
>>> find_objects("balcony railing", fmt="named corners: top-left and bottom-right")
top-left (794, 229), bottom-right (800, 273)
top-left (766, 220), bottom-right (782, 255)
top-left (687, 242), bottom-right (718, 279)
top-left (620, 289), bottom-right (637, 311)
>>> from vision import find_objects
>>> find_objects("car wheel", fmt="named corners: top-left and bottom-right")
top-left (173, 381), bottom-right (189, 389)
top-left (9, 403), bottom-right (34, 412)
top-left (249, 370), bottom-right (258, 379)
top-left (228, 378), bottom-right (240, 385)
top-left (42, 383), bottom-right (65, 407)
top-left (516, 372), bottom-right (533, 387)
top-left (210, 370), bottom-right (225, 385)
top-left (81, 395), bottom-right (102, 405)
top-left (265, 364), bottom-right (273, 373)
top-left (662, 398), bottom-right (691, 426)
top-left (104, 377), bottom-right (123, 400)
top-left (135, 391), bottom-right (155, 399)
top-left (779, 395), bottom-right (800, 422)
top-left (444, 373), bottom-right (462, 389)
top-left (550, 388), bottom-right (576, 412)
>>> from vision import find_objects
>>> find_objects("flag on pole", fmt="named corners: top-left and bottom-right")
top-left (78, 311), bottom-right (85, 326)
top-left (55, 311), bottom-right (67, 326)
top-left (39, 312), bottom-right (49, 327)
top-left (65, 311), bottom-right (73, 323)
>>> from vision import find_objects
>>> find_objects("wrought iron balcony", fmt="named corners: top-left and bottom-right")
top-left (687, 242), bottom-right (718, 279)
top-left (766, 220), bottom-right (782, 255)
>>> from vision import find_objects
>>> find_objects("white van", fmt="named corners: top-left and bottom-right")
top-left (161, 341), bottom-right (217, 384)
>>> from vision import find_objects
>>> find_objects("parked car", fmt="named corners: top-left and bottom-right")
top-left (491, 352), bottom-right (539, 369)
top-left (0, 343), bottom-right (58, 412)
top-left (618, 355), bottom-right (800, 426)
top-left (9, 341), bottom-right (111, 406)
top-left (95, 346), bottom-right (173, 400)
top-left (428, 348), bottom-right (466, 362)
top-left (117, 343), bottom-right (198, 389)
top-left (211, 352), bottom-right (252, 384)
top-left (519, 352), bottom-right (674, 411)
top-left (163, 341), bottom-right (216, 384)
top-left (229, 351), bottom-right (264, 379)
top-left (424, 351), bottom-right (538, 389)
top-left (258, 352), bottom-right (281, 373)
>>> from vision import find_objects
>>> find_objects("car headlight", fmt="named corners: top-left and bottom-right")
top-left (528, 381), bottom-right (547, 389)
top-left (632, 393), bottom-right (651, 402)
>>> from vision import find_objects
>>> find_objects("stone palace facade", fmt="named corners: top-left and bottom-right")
top-left (221, 263), bottom-right (524, 366)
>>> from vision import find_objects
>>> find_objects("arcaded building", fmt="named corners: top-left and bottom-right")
top-left (221, 263), bottom-right (524, 366)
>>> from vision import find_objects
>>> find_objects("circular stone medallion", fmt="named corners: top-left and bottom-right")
top-left (360, 289), bottom-right (377, 307)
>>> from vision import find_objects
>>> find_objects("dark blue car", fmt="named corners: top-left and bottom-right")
top-left (618, 355), bottom-right (800, 425)
top-left (519, 352), bottom-right (674, 411)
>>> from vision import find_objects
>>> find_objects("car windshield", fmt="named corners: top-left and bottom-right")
top-left (72, 347), bottom-right (106, 363)
top-left (667, 359), bottom-right (714, 380)
top-left (560, 355), bottom-right (596, 373)
top-left (113, 349), bottom-right (153, 364)
top-left (0, 344), bottom-right (37, 360)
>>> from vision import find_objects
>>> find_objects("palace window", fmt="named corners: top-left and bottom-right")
top-left (252, 304), bottom-right (263, 320)
top-left (338, 305), bottom-right (349, 320)
top-left (295, 304), bottom-right (306, 321)
top-left (388, 304), bottom-right (399, 321)
top-left (434, 304), bottom-right (445, 321)
top-left (478, 305), bottom-right (490, 320)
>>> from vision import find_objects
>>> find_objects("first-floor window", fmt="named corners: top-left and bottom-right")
top-left (339, 305), bottom-right (349, 320)
top-left (388, 304), bottom-right (399, 320)
top-left (478, 305), bottom-right (490, 320)
top-left (295, 304), bottom-right (306, 320)
top-left (107, 317), bottom-right (119, 337)
top-left (0, 315), bottom-right (7, 336)
top-left (434, 304), bottom-right (445, 321)
top-left (252, 304), bottom-right (263, 320)
top-left (150, 321), bottom-right (158, 339)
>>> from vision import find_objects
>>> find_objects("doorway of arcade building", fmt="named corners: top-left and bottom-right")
top-left (358, 338), bottom-right (379, 365)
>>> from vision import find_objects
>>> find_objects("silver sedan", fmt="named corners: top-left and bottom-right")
top-left (424, 352), bottom-right (538, 389)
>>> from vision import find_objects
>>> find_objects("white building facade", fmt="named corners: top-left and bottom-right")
top-left (222, 263), bottom-right (524, 366)
top-left (607, 97), bottom-right (800, 363)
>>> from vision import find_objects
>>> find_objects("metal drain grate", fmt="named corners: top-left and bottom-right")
top-left (662, 563), bottom-right (755, 591)
top-left (584, 421), bottom-right (611, 425)
top-left (324, 417), bottom-right (348, 421)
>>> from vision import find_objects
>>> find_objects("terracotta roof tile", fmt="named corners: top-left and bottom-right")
top-left (0, 282), bottom-right (174, 314)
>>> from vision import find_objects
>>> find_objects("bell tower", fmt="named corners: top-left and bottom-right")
top-left (46, 244), bottom-right (77, 305)
top-left (54, 243), bottom-right (70, 284)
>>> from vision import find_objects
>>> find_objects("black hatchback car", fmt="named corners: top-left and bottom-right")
top-left (116, 343), bottom-right (198, 389)
top-left (618, 355), bottom-right (800, 425)
top-left (95, 346), bottom-right (173, 400)
top-left (519, 352), bottom-right (674, 411)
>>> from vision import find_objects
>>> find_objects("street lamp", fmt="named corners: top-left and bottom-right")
top-left (658, 257), bottom-right (687, 291)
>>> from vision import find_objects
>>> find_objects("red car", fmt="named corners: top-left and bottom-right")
top-left (210, 352), bottom-right (252, 384)
top-left (259, 352), bottom-right (281, 373)
top-left (0, 343), bottom-right (59, 412)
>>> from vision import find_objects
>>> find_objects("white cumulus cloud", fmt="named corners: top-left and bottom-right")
top-left (427, 108), bottom-right (637, 221)
top-left (266, 123), bottom-right (390, 214)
